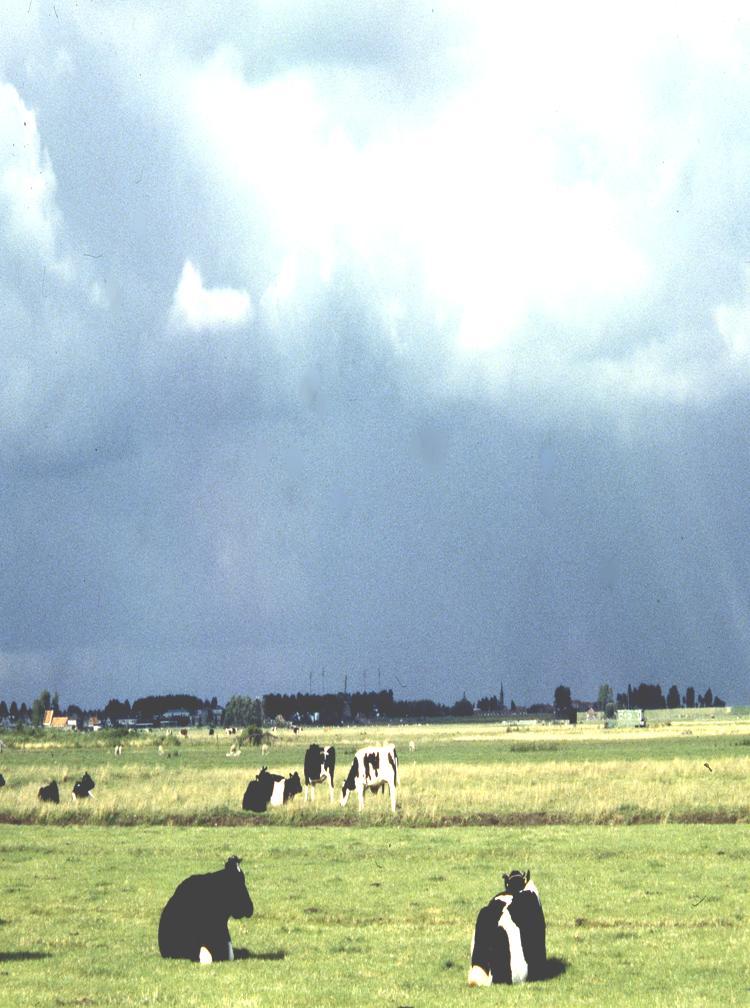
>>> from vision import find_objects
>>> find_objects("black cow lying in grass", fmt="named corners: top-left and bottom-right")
top-left (158, 856), bottom-right (254, 963)
top-left (468, 870), bottom-right (546, 986)
top-left (72, 772), bottom-right (95, 800)
top-left (38, 780), bottom-right (60, 803)
top-left (242, 768), bottom-right (302, 812)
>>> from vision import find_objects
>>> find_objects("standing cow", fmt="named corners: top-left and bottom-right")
top-left (340, 744), bottom-right (398, 812)
top-left (242, 768), bottom-right (302, 812)
top-left (467, 870), bottom-right (546, 986)
top-left (158, 856), bottom-right (254, 963)
top-left (303, 744), bottom-right (336, 802)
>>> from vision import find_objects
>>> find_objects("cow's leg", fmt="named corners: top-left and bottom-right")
top-left (357, 783), bottom-right (365, 811)
top-left (227, 940), bottom-right (234, 961)
top-left (199, 946), bottom-right (213, 964)
top-left (389, 781), bottom-right (397, 813)
top-left (327, 777), bottom-right (334, 803)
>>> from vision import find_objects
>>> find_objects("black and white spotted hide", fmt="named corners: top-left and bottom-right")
top-left (158, 856), bottom-right (254, 963)
top-left (468, 870), bottom-right (546, 986)
top-left (72, 771), bottom-right (95, 800)
top-left (340, 744), bottom-right (398, 812)
top-left (38, 780), bottom-right (60, 803)
top-left (303, 744), bottom-right (336, 802)
top-left (242, 768), bottom-right (302, 812)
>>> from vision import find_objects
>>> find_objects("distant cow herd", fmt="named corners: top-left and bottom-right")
top-left (2, 737), bottom-right (551, 983)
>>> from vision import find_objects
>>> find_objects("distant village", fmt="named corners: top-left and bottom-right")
top-left (0, 680), bottom-right (729, 732)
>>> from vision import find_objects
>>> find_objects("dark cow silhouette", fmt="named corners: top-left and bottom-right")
top-left (303, 744), bottom-right (336, 802)
top-left (242, 768), bottom-right (302, 812)
top-left (468, 870), bottom-right (546, 986)
top-left (38, 780), bottom-right (60, 803)
top-left (72, 771), bottom-right (95, 800)
top-left (0, 773), bottom-right (5, 787)
top-left (158, 856), bottom-right (254, 963)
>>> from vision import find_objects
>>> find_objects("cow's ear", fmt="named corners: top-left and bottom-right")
top-left (525, 870), bottom-right (531, 884)
top-left (503, 874), bottom-right (510, 889)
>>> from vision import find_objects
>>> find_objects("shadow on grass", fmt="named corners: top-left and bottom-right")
top-left (233, 948), bottom-right (286, 961)
top-left (0, 952), bottom-right (51, 962)
top-left (541, 957), bottom-right (567, 980)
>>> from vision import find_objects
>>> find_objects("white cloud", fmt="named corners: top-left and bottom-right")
top-left (0, 82), bottom-right (65, 271)
top-left (170, 259), bottom-right (252, 331)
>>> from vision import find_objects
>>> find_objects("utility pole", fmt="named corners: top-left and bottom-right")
top-left (322, 667), bottom-right (326, 693)
top-left (344, 672), bottom-right (348, 695)
top-left (364, 668), bottom-right (367, 693)
top-left (309, 668), bottom-right (312, 693)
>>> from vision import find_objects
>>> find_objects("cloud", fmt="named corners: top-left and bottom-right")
top-left (0, 82), bottom-right (67, 273)
top-left (170, 259), bottom-right (252, 331)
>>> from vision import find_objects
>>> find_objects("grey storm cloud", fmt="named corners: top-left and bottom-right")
top-left (1, 2), bottom-right (750, 707)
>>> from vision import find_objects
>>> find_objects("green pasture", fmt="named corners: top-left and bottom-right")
top-left (0, 720), bottom-right (748, 825)
top-left (1, 822), bottom-right (747, 1008)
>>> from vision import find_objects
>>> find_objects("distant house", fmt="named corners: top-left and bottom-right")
top-left (85, 715), bottom-right (102, 731)
top-left (160, 709), bottom-right (192, 727)
top-left (43, 709), bottom-right (70, 729)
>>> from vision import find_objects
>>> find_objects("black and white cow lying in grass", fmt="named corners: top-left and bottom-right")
top-left (158, 856), bottom-right (254, 963)
top-left (72, 771), bottom-right (95, 800)
top-left (303, 744), bottom-right (336, 802)
top-left (38, 780), bottom-right (60, 803)
top-left (242, 768), bottom-right (302, 812)
top-left (340, 744), bottom-right (398, 812)
top-left (467, 870), bottom-right (546, 986)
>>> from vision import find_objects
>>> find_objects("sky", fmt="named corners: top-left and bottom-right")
top-left (2, 1), bottom-right (750, 709)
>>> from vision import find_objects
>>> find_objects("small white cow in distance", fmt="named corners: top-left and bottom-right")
top-left (340, 744), bottom-right (398, 812)
top-left (468, 870), bottom-right (546, 986)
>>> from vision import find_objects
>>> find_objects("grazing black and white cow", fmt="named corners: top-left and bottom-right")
top-left (72, 771), bottom-right (95, 800)
top-left (158, 855), bottom-right (254, 963)
top-left (303, 744), bottom-right (336, 802)
top-left (340, 744), bottom-right (398, 812)
top-left (38, 780), bottom-right (60, 803)
top-left (242, 768), bottom-right (302, 813)
top-left (467, 870), bottom-right (546, 986)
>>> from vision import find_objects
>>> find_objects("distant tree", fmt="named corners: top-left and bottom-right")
top-left (451, 695), bottom-right (474, 717)
top-left (701, 687), bottom-right (714, 708)
top-left (0, 700), bottom-right (7, 718)
top-left (31, 689), bottom-right (52, 726)
top-left (9, 701), bottom-right (18, 719)
top-left (605, 701), bottom-right (616, 718)
top-left (509, 699), bottom-right (517, 712)
top-left (51, 692), bottom-right (59, 713)
top-left (631, 683), bottom-right (665, 709)
top-left (684, 686), bottom-right (695, 708)
top-left (666, 685), bottom-right (681, 709)
top-left (554, 685), bottom-right (572, 714)
top-left (714, 695), bottom-right (726, 707)
top-left (615, 691), bottom-right (628, 707)
top-left (597, 683), bottom-right (613, 711)
top-left (104, 698), bottom-right (131, 721)
top-left (224, 695), bottom-right (261, 727)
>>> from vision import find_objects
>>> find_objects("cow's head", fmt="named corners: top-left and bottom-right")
top-left (223, 856), bottom-right (254, 919)
top-left (340, 760), bottom-right (358, 806)
top-left (285, 771), bottom-right (302, 798)
top-left (502, 869), bottom-right (530, 894)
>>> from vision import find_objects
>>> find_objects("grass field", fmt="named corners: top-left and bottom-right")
top-left (1, 719), bottom-right (748, 1006)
